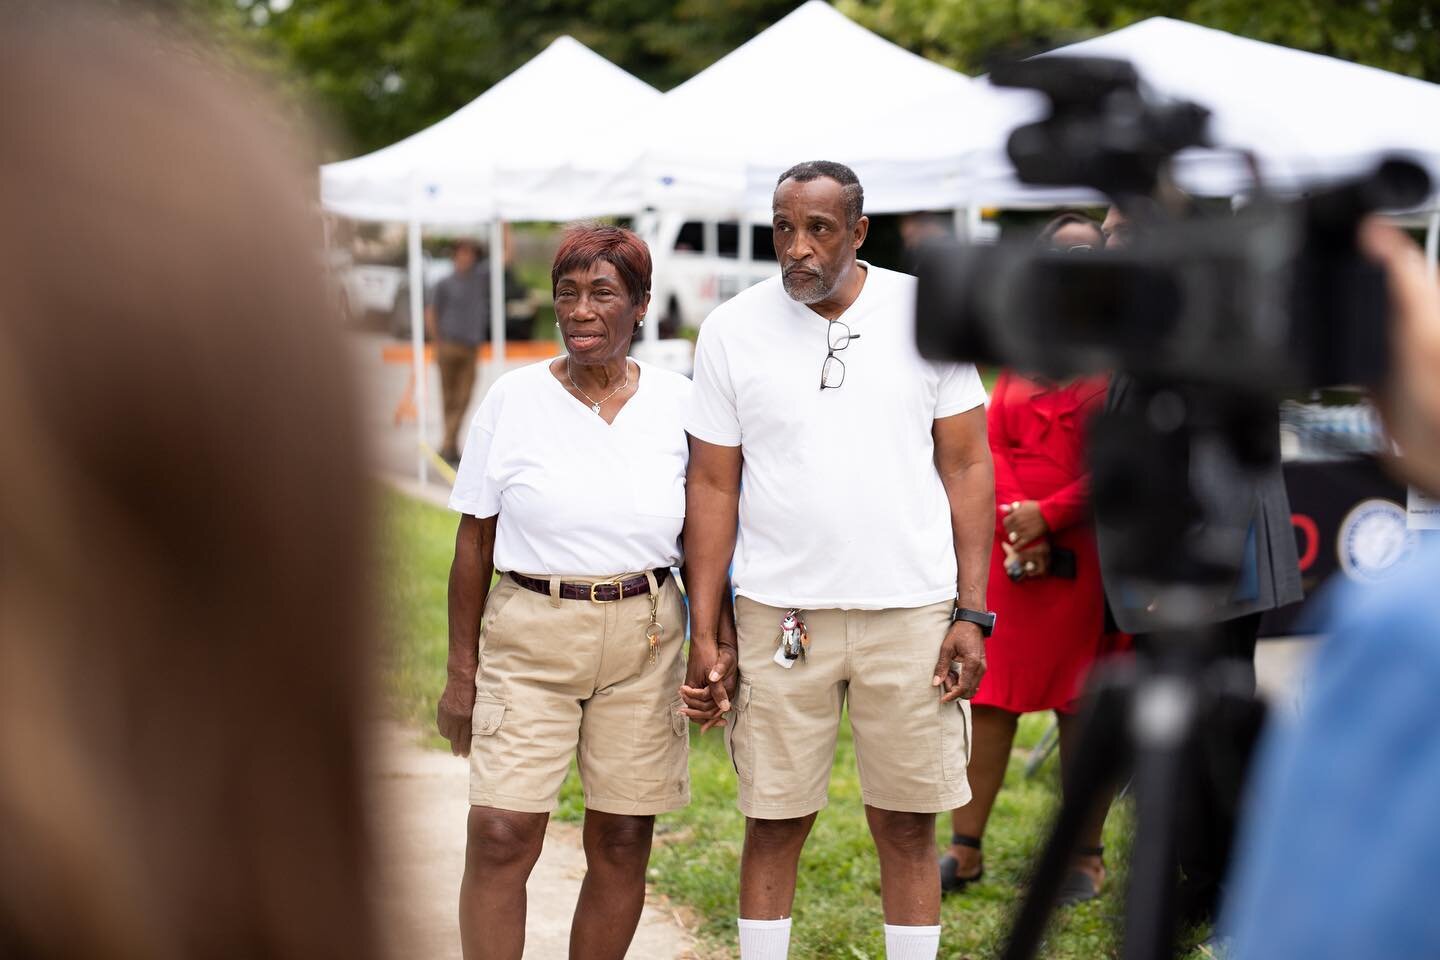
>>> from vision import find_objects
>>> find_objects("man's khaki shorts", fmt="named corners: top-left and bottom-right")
top-left (469, 572), bottom-right (689, 816)
top-left (724, 597), bottom-right (972, 819)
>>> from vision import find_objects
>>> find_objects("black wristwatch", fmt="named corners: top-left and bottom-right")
top-left (952, 606), bottom-right (997, 637)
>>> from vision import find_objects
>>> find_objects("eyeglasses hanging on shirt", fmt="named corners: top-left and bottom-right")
top-left (820, 318), bottom-right (860, 390)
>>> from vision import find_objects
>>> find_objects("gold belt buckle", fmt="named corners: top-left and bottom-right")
top-left (589, 577), bottom-right (625, 603)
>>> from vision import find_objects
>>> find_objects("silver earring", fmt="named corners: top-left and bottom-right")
top-left (637, 319), bottom-right (645, 328)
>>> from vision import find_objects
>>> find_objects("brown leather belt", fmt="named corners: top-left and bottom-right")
top-left (508, 568), bottom-right (668, 603)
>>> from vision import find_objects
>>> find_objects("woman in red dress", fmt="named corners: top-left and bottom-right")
top-left (940, 214), bottom-right (1123, 904)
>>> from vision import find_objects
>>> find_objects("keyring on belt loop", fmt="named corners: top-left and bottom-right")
top-left (644, 570), bottom-right (661, 620)
top-left (643, 570), bottom-right (664, 664)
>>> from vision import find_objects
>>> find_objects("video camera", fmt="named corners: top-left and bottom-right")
top-left (920, 58), bottom-right (1434, 960)
top-left (915, 56), bottom-right (1430, 395)
top-left (914, 55), bottom-right (1429, 589)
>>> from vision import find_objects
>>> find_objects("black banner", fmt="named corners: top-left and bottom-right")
top-left (1259, 459), bottom-right (1414, 637)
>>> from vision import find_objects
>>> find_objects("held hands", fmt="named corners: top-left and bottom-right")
top-left (680, 621), bottom-right (739, 733)
top-left (933, 620), bottom-right (986, 702)
top-left (1001, 500), bottom-right (1048, 548)
top-left (436, 672), bottom-right (477, 757)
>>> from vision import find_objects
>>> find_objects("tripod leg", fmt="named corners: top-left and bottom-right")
top-left (1121, 673), bottom-right (1200, 960)
top-left (1002, 668), bottom-right (1132, 960)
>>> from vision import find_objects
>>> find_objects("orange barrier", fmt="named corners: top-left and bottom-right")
top-left (385, 340), bottom-right (560, 426)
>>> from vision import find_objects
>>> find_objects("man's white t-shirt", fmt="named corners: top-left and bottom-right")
top-left (688, 263), bottom-right (986, 610)
top-left (450, 359), bottom-right (690, 575)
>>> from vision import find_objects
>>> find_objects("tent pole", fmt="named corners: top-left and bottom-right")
top-left (490, 218), bottom-right (507, 381)
top-left (642, 209), bottom-right (660, 343)
top-left (1426, 209), bottom-right (1439, 279)
top-left (408, 215), bottom-right (429, 485)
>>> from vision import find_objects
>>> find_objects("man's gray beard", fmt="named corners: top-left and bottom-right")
top-left (782, 270), bottom-right (832, 304)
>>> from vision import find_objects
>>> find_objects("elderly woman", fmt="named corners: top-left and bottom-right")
top-left (940, 212), bottom-right (1125, 906)
top-left (435, 225), bottom-right (710, 960)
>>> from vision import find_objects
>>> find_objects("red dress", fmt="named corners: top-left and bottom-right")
top-left (973, 371), bottom-right (1122, 714)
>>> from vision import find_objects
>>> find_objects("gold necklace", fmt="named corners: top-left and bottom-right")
top-left (566, 357), bottom-right (630, 415)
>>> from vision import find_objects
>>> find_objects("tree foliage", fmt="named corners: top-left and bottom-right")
top-left (839, 0), bottom-right (1440, 83)
top-left (161, 0), bottom-right (1438, 159)
top-left (177, 0), bottom-right (796, 157)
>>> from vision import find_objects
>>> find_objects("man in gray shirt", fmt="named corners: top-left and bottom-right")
top-left (426, 239), bottom-right (490, 465)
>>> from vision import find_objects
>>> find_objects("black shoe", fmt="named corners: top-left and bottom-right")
top-left (939, 833), bottom-right (984, 894)
top-left (1056, 845), bottom-right (1104, 906)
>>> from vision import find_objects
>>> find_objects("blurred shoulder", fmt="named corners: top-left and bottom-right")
top-left (1327, 541), bottom-right (1440, 662)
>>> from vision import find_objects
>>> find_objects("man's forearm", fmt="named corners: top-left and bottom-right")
top-left (683, 483), bottom-right (739, 645)
top-left (950, 462), bottom-right (995, 610)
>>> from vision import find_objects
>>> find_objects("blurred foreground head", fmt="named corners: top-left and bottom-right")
top-left (0, 5), bottom-right (376, 958)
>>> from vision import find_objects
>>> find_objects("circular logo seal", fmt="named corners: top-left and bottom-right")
top-left (1337, 498), bottom-right (1418, 583)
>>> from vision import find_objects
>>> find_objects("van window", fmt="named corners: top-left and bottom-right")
top-left (717, 222), bottom-right (739, 259)
top-left (674, 221), bottom-right (704, 253)
top-left (751, 225), bottom-right (777, 262)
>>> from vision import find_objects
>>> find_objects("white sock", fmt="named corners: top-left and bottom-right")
top-left (884, 923), bottom-right (941, 960)
top-left (738, 917), bottom-right (792, 960)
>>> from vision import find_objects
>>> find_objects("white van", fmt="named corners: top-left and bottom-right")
top-left (637, 213), bottom-right (780, 332)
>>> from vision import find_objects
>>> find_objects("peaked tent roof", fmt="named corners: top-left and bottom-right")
top-left (321, 36), bottom-right (660, 223)
top-left (643, 0), bottom-right (990, 215)
top-left (968, 17), bottom-right (1440, 206)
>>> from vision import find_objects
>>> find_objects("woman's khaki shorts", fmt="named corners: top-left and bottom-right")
top-left (724, 597), bottom-right (972, 819)
top-left (469, 572), bottom-right (689, 816)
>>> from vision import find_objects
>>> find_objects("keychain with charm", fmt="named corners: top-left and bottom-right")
top-left (645, 589), bottom-right (662, 664)
top-left (774, 608), bottom-right (809, 668)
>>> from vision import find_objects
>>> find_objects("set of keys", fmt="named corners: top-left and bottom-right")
top-left (773, 608), bottom-right (809, 669)
top-left (645, 589), bottom-right (662, 664)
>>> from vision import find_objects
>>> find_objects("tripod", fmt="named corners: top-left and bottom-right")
top-left (1000, 625), bottom-right (1266, 960)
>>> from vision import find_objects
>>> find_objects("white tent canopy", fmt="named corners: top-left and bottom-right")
top-left (321, 35), bottom-right (660, 224)
top-left (966, 17), bottom-right (1440, 207)
top-left (321, 36), bottom-right (661, 484)
top-left (643, 0), bottom-right (990, 217)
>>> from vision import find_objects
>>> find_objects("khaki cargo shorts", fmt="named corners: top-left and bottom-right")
top-left (724, 597), bottom-right (972, 819)
top-left (469, 571), bottom-right (690, 816)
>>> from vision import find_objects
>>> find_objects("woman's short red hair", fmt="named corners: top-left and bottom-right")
top-left (551, 224), bottom-right (652, 305)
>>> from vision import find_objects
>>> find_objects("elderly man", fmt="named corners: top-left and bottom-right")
top-left (681, 160), bottom-right (996, 960)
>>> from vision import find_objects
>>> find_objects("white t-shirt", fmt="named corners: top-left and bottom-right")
top-left (450, 359), bottom-right (691, 575)
top-left (687, 263), bottom-right (987, 610)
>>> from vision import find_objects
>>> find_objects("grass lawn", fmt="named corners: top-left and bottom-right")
top-left (381, 488), bottom-right (1212, 959)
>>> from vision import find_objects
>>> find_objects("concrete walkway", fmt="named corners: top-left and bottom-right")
top-left (368, 723), bottom-right (698, 960)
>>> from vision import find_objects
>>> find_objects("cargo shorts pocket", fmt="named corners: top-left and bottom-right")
top-left (471, 696), bottom-right (507, 739)
top-left (670, 698), bottom-right (688, 738)
top-left (940, 699), bottom-right (970, 782)
top-left (724, 679), bottom-right (755, 785)
top-left (480, 579), bottom-right (521, 634)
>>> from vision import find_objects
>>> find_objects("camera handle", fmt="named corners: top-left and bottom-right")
top-left (1000, 630), bottom-right (1265, 960)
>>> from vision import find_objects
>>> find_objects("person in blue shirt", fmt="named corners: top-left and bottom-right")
top-left (1222, 219), bottom-right (1440, 958)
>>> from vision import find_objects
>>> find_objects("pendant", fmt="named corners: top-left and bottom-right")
top-left (591, 402), bottom-right (602, 415)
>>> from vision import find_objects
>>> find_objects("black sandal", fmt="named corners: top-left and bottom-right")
top-left (1056, 845), bottom-right (1105, 906)
top-left (938, 833), bottom-right (984, 894)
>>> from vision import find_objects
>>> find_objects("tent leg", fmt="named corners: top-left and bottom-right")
top-left (408, 216), bottom-right (428, 485)
top-left (644, 209), bottom-right (661, 343)
top-left (490, 218), bottom-right (507, 382)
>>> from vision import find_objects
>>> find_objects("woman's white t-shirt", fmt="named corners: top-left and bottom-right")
top-left (449, 358), bottom-right (691, 576)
